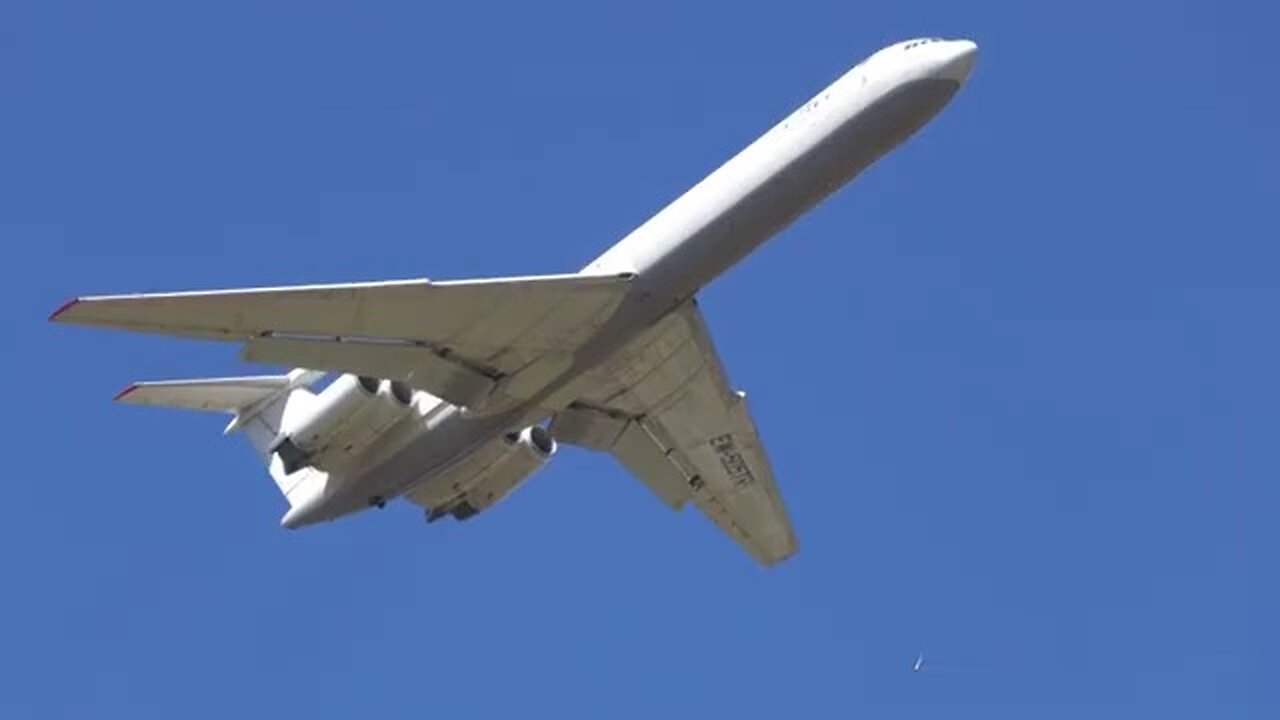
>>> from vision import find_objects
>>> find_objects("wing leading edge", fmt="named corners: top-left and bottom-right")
top-left (552, 301), bottom-right (797, 566)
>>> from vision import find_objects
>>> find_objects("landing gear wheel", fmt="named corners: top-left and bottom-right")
top-left (369, 496), bottom-right (386, 509)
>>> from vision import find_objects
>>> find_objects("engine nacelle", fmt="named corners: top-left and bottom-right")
top-left (272, 374), bottom-right (415, 473)
top-left (447, 425), bottom-right (556, 520)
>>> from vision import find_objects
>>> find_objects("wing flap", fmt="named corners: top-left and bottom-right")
top-left (552, 405), bottom-right (693, 510)
top-left (613, 419), bottom-right (695, 510)
top-left (242, 335), bottom-right (497, 409)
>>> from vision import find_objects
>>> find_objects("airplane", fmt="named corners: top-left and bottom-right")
top-left (914, 652), bottom-right (925, 672)
top-left (50, 37), bottom-right (978, 566)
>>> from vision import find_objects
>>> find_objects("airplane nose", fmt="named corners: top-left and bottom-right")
top-left (937, 40), bottom-right (979, 83)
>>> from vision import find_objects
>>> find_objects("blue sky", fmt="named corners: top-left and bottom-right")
top-left (2, 0), bottom-right (1276, 716)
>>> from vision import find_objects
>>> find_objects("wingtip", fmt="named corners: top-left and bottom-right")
top-left (112, 384), bottom-right (139, 402)
top-left (48, 297), bottom-right (81, 322)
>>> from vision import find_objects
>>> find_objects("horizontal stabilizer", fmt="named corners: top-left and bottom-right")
top-left (115, 374), bottom-right (295, 413)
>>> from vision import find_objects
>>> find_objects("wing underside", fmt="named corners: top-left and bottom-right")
top-left (552, 301), bottom-right (797, 566)
top-left (52, 272), bottom-right (635, 410)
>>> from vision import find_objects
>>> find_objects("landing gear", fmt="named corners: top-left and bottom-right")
top-left (369, 496), bottom-right (386, 509)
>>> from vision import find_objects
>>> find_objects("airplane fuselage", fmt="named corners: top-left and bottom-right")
top-left (283, 38), bottom-right (978, 527)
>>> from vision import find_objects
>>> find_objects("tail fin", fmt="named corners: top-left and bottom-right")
top-left (116, 369), bottom-right (328, 504)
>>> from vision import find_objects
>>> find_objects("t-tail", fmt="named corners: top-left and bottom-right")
top-left (115, 369), bottom-right (426, 525)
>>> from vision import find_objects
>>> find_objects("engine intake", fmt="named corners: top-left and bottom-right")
top-left (524, 424), bottom-right (555, 455)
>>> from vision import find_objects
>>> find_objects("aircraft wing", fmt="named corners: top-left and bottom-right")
top-left (551, 301), bottom-right (797, 566)
top-left (51, 272), bottom-right (634, 410)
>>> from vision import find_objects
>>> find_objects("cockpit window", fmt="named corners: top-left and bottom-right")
top-left (903, 37), bottom-right (944, 50)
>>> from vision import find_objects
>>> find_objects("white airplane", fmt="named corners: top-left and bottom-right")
top-left (914, 652), bottom-right (925, 672)
top-left (51, 38), bottom-right (977, 566)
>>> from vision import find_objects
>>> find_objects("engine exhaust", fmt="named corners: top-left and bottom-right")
top-left (387, 380), bottom-right (414, 405)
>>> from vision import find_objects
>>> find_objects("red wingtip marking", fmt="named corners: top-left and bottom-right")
top-left (48, 297), bottom-right (81, 321)
top-left (113, 384), bottom-right (139, 401)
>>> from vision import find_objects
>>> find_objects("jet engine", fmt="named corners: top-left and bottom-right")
top-left (432, 425), bottom-right (557, 521)
top-left (271, 374), bottom-right (415, 473)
